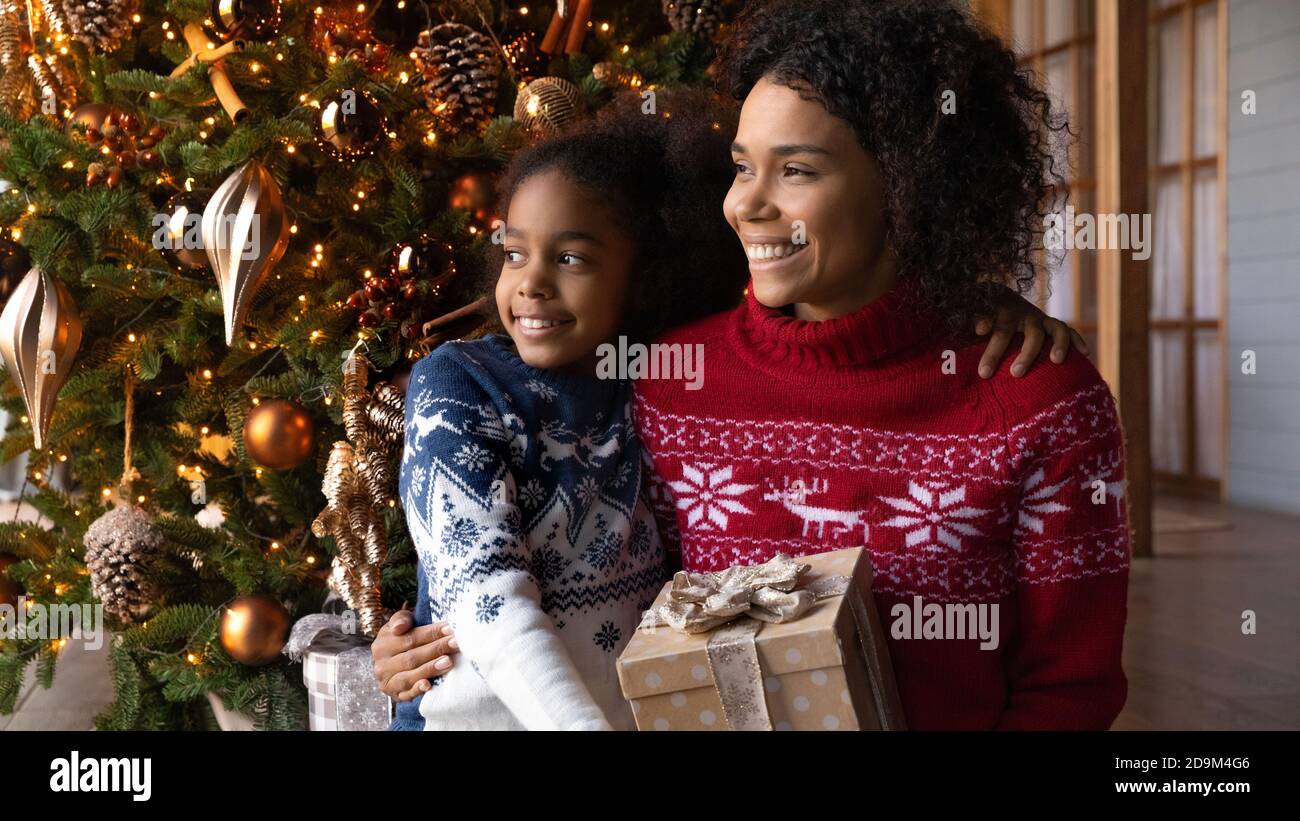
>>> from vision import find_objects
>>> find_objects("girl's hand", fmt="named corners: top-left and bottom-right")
top-left (372, 605), bottom-right (461, 702)
top-left (975, 290), bottom-right (1089, 378)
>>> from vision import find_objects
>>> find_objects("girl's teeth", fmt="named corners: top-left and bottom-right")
top-left (519, 317), bottom-right (562, 329)
top-left (748, 243), bottom-right (802, 260)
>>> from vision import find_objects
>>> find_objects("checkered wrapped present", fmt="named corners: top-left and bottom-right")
top-left (285, 613), bottom-right (393, 731)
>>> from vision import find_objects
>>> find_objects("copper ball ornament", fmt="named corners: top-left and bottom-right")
top-left (220, 594), bottom-right (290, 666)
top-left (209, 0), bottom-right (283, 42)
top-left (449, 172), bottom-right (496, 229)
top-left (0, 552), bottom-right (22, 607)
top-left (159, 191), bottom-right (211, 272)
top-left (308, 4), bottom-right (389, 72)
top-left (0, 238), bottom-right (31, 303)
top-left (387, 233), bottom-right (457, 292)
top-left (242, 399), bottom-right (316, 471)
top-left (314, 89), bottom-right (387, 159)
top-left (64, 102), bottom-right (115, 138)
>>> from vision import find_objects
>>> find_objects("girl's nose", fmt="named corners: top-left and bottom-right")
top-left (516, 266), bottom-right (555, 300)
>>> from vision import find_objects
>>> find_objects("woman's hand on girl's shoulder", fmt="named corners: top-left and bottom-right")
top-left (372, 606), bottom-right (461, 701)
top-left (975, 288), bottom-right (1089, 379)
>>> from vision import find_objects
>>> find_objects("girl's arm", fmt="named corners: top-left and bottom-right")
top-left (401, 367), bottom-right (611, 730)
top-left (977, 287), bottom-right (1090, 379)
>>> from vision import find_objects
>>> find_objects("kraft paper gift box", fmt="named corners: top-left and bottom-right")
top-left (616, 547), bottom-right (905, 731)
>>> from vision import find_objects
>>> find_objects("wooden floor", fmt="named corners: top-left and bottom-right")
top-left (1113, 495), bottom-right (1300, 730)
top-left (1, 495), bottom-right (1297, 730)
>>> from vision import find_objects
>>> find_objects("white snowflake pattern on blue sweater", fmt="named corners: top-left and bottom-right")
top-left (391, 334), bottom-right (666, 731)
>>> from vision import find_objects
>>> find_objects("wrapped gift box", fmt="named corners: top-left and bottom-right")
top-left (616, 547), bottom-right (905, 731)
top-left (285, 613), bottom-right (393, 731)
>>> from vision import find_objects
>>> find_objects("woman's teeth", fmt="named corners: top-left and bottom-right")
top-left (747, 243), bottom-right (805, 260)
top-left (518, 317), bottom-right (566, 329)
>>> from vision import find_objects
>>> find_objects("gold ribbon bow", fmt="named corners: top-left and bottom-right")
top-left (637, 553), bottom-right (860, 730)
top-left (642, 553), bottom-right (849, 635)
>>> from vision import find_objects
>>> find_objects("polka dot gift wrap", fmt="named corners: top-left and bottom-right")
top-left (615, 547), bottom-right (906, 731)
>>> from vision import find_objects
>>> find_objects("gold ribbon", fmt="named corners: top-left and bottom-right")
top-left (639, 554), bottom-right (855, 730)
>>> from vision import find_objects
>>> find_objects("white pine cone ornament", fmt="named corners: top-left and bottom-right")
top-left (83, 505), bottom-right (166, 621)
top-left (662, 0), bottom-right (725, 39)
top-left (61, 0), bottom-right (140, 53)
top-left (412, 22), bottom-right (501, 137)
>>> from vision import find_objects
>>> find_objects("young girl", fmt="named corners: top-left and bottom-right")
top-left (389, 93), bottom-right (747, 730)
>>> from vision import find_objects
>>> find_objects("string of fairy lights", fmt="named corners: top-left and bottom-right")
top-left (1, 0), bottom-right (669, 669)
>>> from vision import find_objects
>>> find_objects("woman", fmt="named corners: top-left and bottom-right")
top-left (374, 0), bottom-right (1128, 730)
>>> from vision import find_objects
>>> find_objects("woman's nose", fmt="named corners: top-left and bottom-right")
top-left (732, 176), bottom-right (780, 223)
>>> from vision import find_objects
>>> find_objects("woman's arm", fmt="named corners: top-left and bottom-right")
top-left (400, 366), bottom-right (611, 730)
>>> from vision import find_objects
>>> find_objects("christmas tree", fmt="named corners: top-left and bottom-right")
top-left (0, 0), bottom-right (730, 730)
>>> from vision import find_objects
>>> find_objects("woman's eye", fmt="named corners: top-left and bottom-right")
top-left (784, 166), bottom-right (814, 177)
top-left (733, 161), bottom-right (752, 175)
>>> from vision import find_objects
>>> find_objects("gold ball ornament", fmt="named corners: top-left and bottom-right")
top-left (243, 398), bottom-right (316, 471)
top-left (0, 266), bottom-right (83, 449)
top-left (201, 160), bottom-right (291, 346)
top-left (220, 594), bottom-right (290, 666)
top-left (513, 77), bottom-right (583, 136)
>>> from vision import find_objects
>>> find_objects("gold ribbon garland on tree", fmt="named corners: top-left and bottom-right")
top-left (0, 0), bottom-right (78, 118)
top-left (311, 351), bottom-right (404, 638)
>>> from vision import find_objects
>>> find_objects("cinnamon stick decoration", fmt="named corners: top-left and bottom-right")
top-left (565, 0), bottom-right (594, 54)
top-left (171, 22), bottom-right (249, 123)
top-left (540, 1), bottom-right (570, 54)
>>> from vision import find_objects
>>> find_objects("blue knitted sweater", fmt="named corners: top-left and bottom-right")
top-left (390, 334), bottom-right (666, 730)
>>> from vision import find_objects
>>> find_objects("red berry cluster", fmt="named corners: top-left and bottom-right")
top-left (348, 235), bottom-right (461, 342)
top-left (83, 110), bottom-right (167, 188)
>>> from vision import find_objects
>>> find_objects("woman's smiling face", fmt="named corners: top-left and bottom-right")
top-left (724, 75), bottom-right (897, 320)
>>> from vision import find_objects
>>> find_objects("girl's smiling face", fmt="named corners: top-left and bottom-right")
top-left (496, 169), bottom-right (634, 373)
top-left (724, 75), bottom-right (898, 320)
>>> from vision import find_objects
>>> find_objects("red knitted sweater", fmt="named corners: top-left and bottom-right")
top-left (632, 280), bottom-right (1130, 730)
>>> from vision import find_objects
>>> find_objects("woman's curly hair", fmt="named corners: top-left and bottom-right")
top-left (714, 0), bottom-right (1069, 329)
top-left (484, 89), bottom-right (749, 343)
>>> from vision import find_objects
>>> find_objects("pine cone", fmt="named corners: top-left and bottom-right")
top-left (60, 0), bottom-right (140, 53)
top-left (412, 23), bottom-right (500, 137)
top-left (83, 505), bottom-right (165, 621)
top-left (662, 0), bottom-right (725, 39)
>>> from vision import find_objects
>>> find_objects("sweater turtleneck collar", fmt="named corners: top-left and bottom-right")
top-left (734, 277), bottom-right (938, 374)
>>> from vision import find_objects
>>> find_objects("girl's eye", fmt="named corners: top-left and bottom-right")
top-left (504, 249), bottom-right (524, 263)
top-left (558, 252), bottom-right (584, 266)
